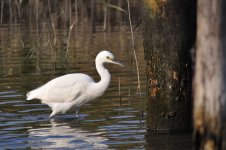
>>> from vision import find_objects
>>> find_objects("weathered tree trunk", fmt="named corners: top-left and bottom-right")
top-left (142, 0), bottom-right (196, 131)
top-left (194, 0), bottom-right (226, 149)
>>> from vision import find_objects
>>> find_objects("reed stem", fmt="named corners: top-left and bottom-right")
top-left (127, 0), bottom-right (143, 117)
top-left (47, 0), bottom-right (57, 46)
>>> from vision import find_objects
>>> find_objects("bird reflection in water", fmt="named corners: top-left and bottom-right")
top-left (28, 118), bottom-right (108, 149)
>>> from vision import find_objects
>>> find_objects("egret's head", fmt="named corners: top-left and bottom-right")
top-left (96, 50), bottom-right (126, 67)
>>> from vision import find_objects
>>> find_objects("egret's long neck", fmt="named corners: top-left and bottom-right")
top-left (95, 61), bottom-right (111, 95)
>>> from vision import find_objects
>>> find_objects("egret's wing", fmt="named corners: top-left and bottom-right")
top-left (43, 82), bottom-right (82, 103)
top-left (41, 74), bottom-right (93, 103)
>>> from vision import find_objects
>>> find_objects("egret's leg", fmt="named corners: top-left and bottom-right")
top-left (49, 111), bottom-right (56, 118)
top-left (75, 109), bottom-right (80, 118)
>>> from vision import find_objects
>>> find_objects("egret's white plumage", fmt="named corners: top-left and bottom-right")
top-left (26, 51), bottom-right (125, 118)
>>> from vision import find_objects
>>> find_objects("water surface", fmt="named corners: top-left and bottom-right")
top-left (0, 23), bottom-right (147, 149)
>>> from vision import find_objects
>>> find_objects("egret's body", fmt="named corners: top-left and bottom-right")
top-left (26, 51), bottom-right (125, 118)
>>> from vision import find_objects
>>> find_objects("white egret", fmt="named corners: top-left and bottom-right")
top-left (26, 51), bottom-right (126, 118)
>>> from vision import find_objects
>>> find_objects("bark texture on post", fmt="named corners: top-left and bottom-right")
top-left (142, 0), bottom-right (196, 131)
top-left (194, 0), bottom-right (226, 149)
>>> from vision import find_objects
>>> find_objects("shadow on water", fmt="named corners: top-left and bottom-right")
top-left (145, 132), bottom-right (192, 150)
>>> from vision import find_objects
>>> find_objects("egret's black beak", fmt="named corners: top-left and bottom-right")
top-left (113, 59), bottom-right (128, 68)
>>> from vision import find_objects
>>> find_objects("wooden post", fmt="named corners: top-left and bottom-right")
top-left (194, 0), bottom-right (226, 149)
top-left (142, 0), bottom-right (196, 131)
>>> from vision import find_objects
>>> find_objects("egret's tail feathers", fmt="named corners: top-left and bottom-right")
top-left (26, 90), bottom-right (38, 100)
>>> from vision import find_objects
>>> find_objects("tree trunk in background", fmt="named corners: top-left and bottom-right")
top-left (142, 0), bottom-right (196, 131)
top-left (194, 0), bottom-right (226, 149)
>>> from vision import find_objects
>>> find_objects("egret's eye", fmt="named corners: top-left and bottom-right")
top-left (106, 56), bottom-right (110, 59)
